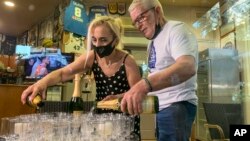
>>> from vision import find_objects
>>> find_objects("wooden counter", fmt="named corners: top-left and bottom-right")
top-left (0, 84), bottom-right (36, 127)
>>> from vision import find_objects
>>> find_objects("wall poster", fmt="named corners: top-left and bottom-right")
top-left (28, 25), bottom-right (38, 46)
top-left (16, 31), bottom-right (28, 45)
top-left (38, 17), bottom-right (54, 46)
top-left (220, 32), bottom-right (236, 49)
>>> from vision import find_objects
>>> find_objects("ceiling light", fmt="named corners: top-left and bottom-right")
top-left (4, 1), bottom-right (15, 7)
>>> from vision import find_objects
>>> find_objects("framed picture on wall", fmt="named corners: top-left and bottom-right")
top-left (28, 25), bottom-right (38, 46)
top-left (220, 31), bottom-right (236, 49)
top-left (39, 20), bottom-right (47, 41)
top-left (0, 36), bottom-right (16, 55)
top-left (39, 17), bottom-right (54, 41)
top-left (16, 31), bottom-right (28, 45)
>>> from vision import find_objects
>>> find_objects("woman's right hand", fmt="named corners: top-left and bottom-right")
top-left (21, 80), bottom-right (47, 104)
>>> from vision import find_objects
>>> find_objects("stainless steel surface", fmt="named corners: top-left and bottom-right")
top-left (196, 48), bottom-right (240, 141)
top-left (198, 48), bottom-right (239, 102)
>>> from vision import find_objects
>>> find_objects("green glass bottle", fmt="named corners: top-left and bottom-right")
top-left (94, 96), bottom-right (159, 114)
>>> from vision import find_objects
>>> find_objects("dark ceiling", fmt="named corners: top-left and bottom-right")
top-left (0, 0), bottom-right (218, 37)
top-left (0, 0), bottom-right (62, 37)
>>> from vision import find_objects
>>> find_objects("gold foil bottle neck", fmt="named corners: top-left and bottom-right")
top-left (26, 94), bottom-right (44, 109)
top-left (95, 96), bottom-right (159, 114)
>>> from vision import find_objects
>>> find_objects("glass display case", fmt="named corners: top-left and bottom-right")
top-left (193, 0), bottom-right (250, 140)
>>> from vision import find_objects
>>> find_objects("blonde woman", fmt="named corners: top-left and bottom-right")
top-left (21, 16), bottom-right (141, 139)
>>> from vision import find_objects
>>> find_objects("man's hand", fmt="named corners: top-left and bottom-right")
top-left (121, 79), bottom-right (149, 115)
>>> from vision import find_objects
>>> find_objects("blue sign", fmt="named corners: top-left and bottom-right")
top-left (64, 0), bottom-right (88, 36)
top-left (89, 6), bottom-right (107, 23)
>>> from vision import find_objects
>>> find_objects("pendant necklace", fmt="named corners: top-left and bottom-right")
top-left (107, 60), bottom-right (112, 68)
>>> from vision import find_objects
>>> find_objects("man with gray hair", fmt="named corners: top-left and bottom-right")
top-left (121, 0), bottom-right (198, 140)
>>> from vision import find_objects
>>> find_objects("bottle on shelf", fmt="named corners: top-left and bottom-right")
top-left (69, 73), bottom-right (84, 115)
top-left (26, 94), bottom-right (44, 109)
top-left (81, 70), bottom-right (93, 100)
top-left (94, 96), bottom-right (159, 114)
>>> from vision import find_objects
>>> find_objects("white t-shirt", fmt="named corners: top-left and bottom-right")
top-left (147, 21), bottom-right (198, 111)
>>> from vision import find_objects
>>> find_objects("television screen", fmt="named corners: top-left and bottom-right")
top-left (15, 45), bottom-right (32, 59)
top-left (23, 48), bottom-right (74, 80)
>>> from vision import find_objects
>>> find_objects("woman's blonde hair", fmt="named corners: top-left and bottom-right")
top-left (86, 16), bottom-right (124, 53)
top-left (84, 16), bottom-right (124, 68)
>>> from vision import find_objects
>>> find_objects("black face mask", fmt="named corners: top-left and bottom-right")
top-left (92, 39), bottom-right (115, 58)
top-left (151, 24), bottom-right (161, 39)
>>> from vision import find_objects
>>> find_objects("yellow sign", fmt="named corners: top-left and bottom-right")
top-left (108, 3), bottom-right (117, 14)
top-left (62, 31), bottom-right (86, 54)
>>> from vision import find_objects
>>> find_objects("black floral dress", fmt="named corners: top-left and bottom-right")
top-left (92, 53), bottom-right (141, 139)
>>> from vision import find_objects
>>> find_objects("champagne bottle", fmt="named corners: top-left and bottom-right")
top-left (26, 94), bottom-right (44, 109)
top-left (94, 96), bottom-right (159, 114)
top-left (82, 70), bottom-right (93, 94)
top-left (69, 73), bottom-right (84, 115)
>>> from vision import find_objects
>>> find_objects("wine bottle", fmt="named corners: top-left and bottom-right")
top-left (26, 94), bottom-right (44, 109)
top-left (94, 96), bottom-right (159, 114)
top-left (69, 73), bottom-right (84, 115)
